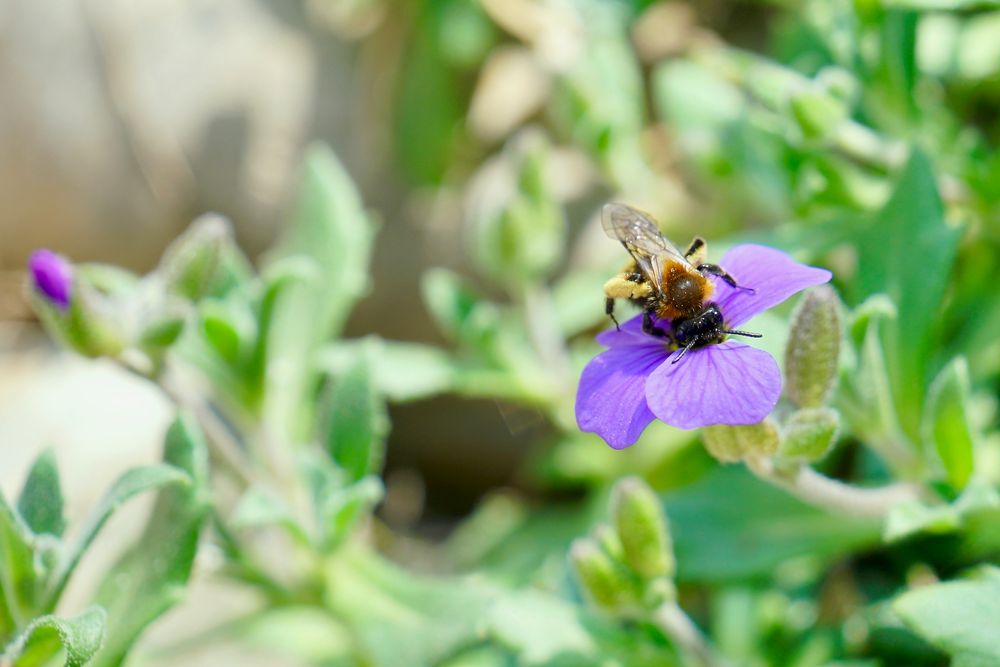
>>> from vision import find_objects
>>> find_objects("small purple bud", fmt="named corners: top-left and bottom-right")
top-left (29, 249), bottom-right (73, 310)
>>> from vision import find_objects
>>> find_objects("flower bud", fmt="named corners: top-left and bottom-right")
top-left (569, 537), bottom-right (640, 612)
top-left (611, 477), bottom-right (674, 580)
top-left (592, 523), bottom-right (626, 563)
top-left (27, 258), bottom-right (127, 358)
top-left (779, 407), bottom-right (840, 462)
top-left (29, 249), bottom-right (73, 310)
top-left (703, 420), bottom-right (780, 463)
top-left (785, 286), bottom-right (842, 408)
top-left (159, 213), bottom-right (232, 300)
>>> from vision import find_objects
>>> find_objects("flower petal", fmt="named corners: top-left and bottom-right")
top-left (711, 244), bottom-right (831, 328)
top-left (576, 343), bottom-right (669, 448)
top-left (644, 342), bottom-right (780, 430)
top-left (595, 313), bottom-right (661, 348)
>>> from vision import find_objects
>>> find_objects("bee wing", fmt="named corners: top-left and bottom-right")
top-left (601, 203), bottom-right (688, 292)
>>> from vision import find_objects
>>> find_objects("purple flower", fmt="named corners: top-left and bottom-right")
top-left (29, 249), bottom-right (73, 310)
top-left (576, 244), bottom-right (832, 448)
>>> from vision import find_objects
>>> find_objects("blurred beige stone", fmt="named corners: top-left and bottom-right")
top-left (0, 0), bottom-right (314, 270)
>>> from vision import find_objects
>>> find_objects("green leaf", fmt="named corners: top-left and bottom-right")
top-left (883, 0), bottom-right (1000, 9)
top-left (0, 494), bottom-right (38, 633)
top-left (318, 338), bottom-right (456, 403)
top-left (45, 465), bottom-right (189, 610)
top-left (262, 144), bottom-right (376, 441)
top-left (319, 476), bottom-right (384, 551)
top-left (467, 134), bottom-right (566, 286)
top-left (894, 577), bottom-right (1000, 665)
top-left (3, 606), bottom-right (106, 667)
top-left (89, 415), bottom-right (210, 667)
top-left (923, 358), bottom-right (976, 490)
top-left (17, 450), bottom-right (65, 538)
top-left (484, 589), bottom-right (595, 664)
top-left (324, 358), bottom-right (387, 482)
top-left (857, 151), bottom-right (961, 441)
top-left (883, 481), bottom-right (999, 542)
top-left (421, 268), bottom-right (491, 344)
top-left (325, 548), bottom-right (495, 667)
top-left (230, 486), bottom-right (309, 546)
top-left (665, 466), bottom-right (881, 582)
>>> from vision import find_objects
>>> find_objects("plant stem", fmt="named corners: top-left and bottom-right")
top-left (653, 602), bottom-right (728, 667)
top-left (117, 355), bottom-right (257, 487)
top-left (745, 457), bottom-right (922, 518)
top-left (158, 370), bottom-right (258, 487)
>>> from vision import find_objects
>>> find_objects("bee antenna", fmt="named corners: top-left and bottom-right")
top-left (724, 329), bottom-right (762, 339)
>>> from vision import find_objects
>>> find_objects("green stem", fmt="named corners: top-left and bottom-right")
top-left (652, 602), bottom-right (729, 667)
top-left (745, 457), bottom-right (922, 518)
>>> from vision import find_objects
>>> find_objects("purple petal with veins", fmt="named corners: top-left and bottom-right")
top-left (576, 338), bottom-right (667, 449)
top-left (711, 244), bottom-right (831, 328)
top-left (644, 342), bottom-right (781, 430)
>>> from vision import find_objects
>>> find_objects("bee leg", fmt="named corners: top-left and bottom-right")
top-left (642, 310), bottom-right (670, 339)
top-left (605, 298), bottom-right (621, 331)
top-left (684, 237), bottom-right (706, 265)
top-left (671, 341), bottom-right (697, 364)
top-left (696, 263), bottom-right (756, 293)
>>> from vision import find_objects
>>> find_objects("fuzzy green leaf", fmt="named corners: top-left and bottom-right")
top-left (895, 577), bottom-right (1000, 665)
top-left (261, 144), bottom-right (376, 441)
top-left (857, 151), bottom-right (960, 441)
top-left (17, 450), bottom-right (65, 538)
top-left (923, 358), bottom-right (976, 490)
top-left (45, 465), bottom-right (189, 609)
top-left (4, 606), bottom-right (106, 667)
top-left (324, 359), bottom-right (387, 482)
top-left (89, 415), bottom-right (209, 667)
top-left (0, 494), bottom-right (37, 634)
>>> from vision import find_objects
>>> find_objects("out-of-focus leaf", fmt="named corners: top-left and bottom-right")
top-left (923, 358), bottom-right (976, 490)
top-left (894, 575), bottom-right (1000, 666)
top-left (17, 450), bottom-right (65, 538)
top-left (484, 589), bottom-right (595, 664)
top-left (319, 338), bottom-right (457, 403)
top-left (552, 268), bottom-right (615, 337)
top-left (467, 133), bottom-right (565, 286)
top-left (43, 464), bottom-right (189, 611)
top-left (262, 144), bottom-right (376, 440)
top-left (324, 358), bottom-right (387, 482)
top-left (230, 486), bottom-right (309, 546)
top-left (857, 151), bottom-right (960, 441)
top-left (3, 606), bottom-right (105, 667)
top-left (421, 268), bottom-right (498, 348)
top-left (0, 494), bottom-right (37, 634)
top-left (157, 213), bottom-right (231, 301)
top-left (666, 466), bottom-right (881, 582)
top-left (89, 415), bottom-right (209, 667)
top-left (237, 606), bottom-right (353, 666)
top-left (884, 481), bottom-right (999, 542)
top-left (325, 548), bottom-right (495, 667)
top-left (319, 476), bottom-right (383, 551)
top-left (885, 0), bottom-right (1000, 9)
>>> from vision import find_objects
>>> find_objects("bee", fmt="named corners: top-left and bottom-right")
top-left (601, 203), bottom-right (761, 363)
